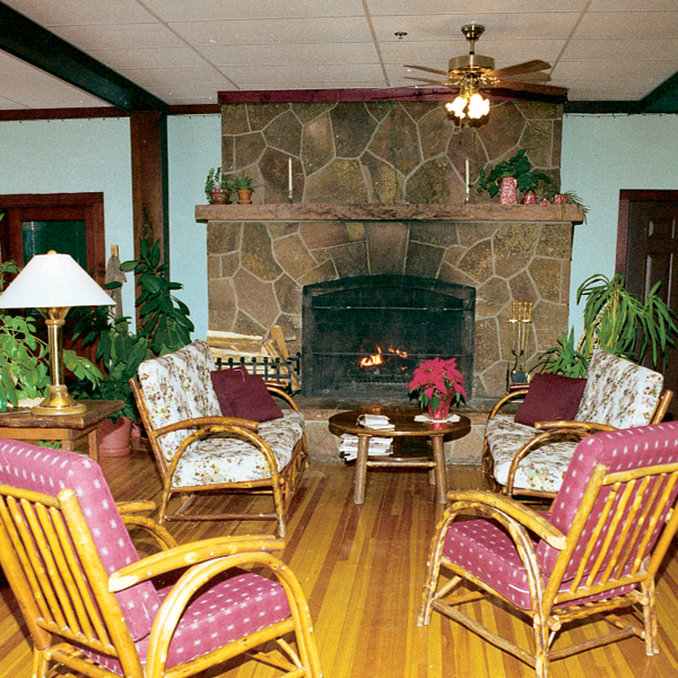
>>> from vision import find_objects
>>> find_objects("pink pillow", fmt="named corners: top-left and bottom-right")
top-left (210, 366), bottom-right (283, 422)
top-left (514, 372), bottom-right (587, 427)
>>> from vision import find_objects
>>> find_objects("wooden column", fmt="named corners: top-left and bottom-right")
top-left (130, 110), bottom-right (169, 267)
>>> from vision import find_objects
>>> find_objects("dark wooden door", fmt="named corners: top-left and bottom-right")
top-left (617, 190), bottom-right (678, 414)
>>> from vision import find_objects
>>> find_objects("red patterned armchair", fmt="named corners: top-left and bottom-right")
top-left (419, 422), bottom-right (678, 677)
top-left (0, 439), bottom-right (321, 678)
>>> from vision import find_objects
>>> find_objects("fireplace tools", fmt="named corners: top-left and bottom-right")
top-left (507, 301), bottom-right (533, 388)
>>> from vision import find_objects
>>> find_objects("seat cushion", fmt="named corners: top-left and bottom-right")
top-left (485, 413), bottom-right (577, 494)
top-left (574, 349), bottom-right (663, 428)
top-left (85, 571), bottom-right (292, 675)
top-left (170, 410), bottom-right (305, 487)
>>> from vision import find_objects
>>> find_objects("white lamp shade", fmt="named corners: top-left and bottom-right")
top-left (0, 251), bottom-right (115, 309)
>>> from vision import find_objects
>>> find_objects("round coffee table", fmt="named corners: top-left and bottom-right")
top-left (328, 407), bottom-right (471, 504)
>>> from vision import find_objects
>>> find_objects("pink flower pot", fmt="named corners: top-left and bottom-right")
top-left (498, 177), bottom-right (518, 205)
top-left (427, 394), bottom-right (453, 421)
top-left (98, 416), bottom-right (133, 457)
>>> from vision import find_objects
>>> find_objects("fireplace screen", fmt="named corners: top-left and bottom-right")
top-left (302, 274), bottom-right (475, 400)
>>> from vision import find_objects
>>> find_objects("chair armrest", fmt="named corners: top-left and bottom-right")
top-left (108, 535), bottom-right (285, 592)
top-left (487, 388), bottom-right (529, 420)
top-left (533, 420), bottom-right (616, 433)
top-left (154, 416), bottom-right (259, 438)
top-left (448, 489), bottom-right (566, 549)
top-left (116, 500), bottom-right (156, 514)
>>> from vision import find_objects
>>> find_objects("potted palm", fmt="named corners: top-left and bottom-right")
top-left (232, 171), bottom-right (254, 204)
top-left (541, 272), bottom-right (678, 377)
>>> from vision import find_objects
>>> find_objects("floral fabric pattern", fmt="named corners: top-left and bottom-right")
top-left (486, 350), bottom-right (664, 494)
top-left (137, 340), bottom-right (304, 487)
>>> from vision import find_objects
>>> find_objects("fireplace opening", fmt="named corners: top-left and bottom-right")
top-left (302, 274), bottom-right (475, 400)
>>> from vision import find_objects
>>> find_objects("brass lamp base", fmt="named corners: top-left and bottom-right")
top-left (31, 385), bottom-right (87, 416)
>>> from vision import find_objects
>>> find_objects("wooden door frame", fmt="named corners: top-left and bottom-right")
top-left (616, 189), bottom-right (678, 274)
top-left (0, 192), bottom-right (105, 284)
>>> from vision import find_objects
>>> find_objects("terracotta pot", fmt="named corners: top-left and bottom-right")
top-left (210, 189), bottom-right (229, 204)
top-left (98, 416), bottom-right (133, 457)
top-left (427, 394), bottom-right (453, 421)
top-left (237, 189), bottom-right (253, 204)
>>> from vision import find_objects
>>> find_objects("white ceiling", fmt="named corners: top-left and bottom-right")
top-left (1, 0), bottom-right (678, 110)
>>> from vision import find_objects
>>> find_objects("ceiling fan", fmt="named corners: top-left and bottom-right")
top-left (405, 24), bottom-right (567, 120)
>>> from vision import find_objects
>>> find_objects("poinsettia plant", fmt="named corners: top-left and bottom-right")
top-left (408, 357), bottom-right (467, 410)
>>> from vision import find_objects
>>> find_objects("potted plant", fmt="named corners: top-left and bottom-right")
top-left (232, 171), bottom-right (254, 204)
top-left (540, 272), bottom-right (678, 377)
top-left (205, 167), bottom-right (230, 204)
top-left (476, 148), bottom-right (551, 203)
top-left (0, 260), bottom-right (103, 411)
top-left (408, 357), bottom-right (467, 420)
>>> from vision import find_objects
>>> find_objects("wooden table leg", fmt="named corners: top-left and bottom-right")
top-left (353, 434), bottom-right (370, 504)
top-left (88, 428), bottom-right (100, 462)
top-left (431, 435), bottom-right (447, 503)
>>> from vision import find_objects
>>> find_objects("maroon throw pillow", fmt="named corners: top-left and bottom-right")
top-left (514, 372), bottom-right (587, 427)
top-left (210, 366), bottom-right (283, 422)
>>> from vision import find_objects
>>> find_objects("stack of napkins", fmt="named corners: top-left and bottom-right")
top-left (357, 414), bottom-right (395, 430)
top-left (339, 434), bottom-right (393, 462)
top-left (414, 413), bottom-right (461, 423)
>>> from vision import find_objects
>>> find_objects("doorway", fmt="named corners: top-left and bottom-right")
top-left (617, 189), bottom-right (678, 415)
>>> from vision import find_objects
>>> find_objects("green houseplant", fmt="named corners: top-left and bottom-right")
top-left (476, 148), bottom-right (551, 198)
top-left (232, 171), bottom-right (254, 204)
top-left (541, 272), bottom-right (678, 377)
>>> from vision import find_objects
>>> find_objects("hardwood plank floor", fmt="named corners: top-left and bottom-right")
top-left (2, 446), bottom-right (678, 677)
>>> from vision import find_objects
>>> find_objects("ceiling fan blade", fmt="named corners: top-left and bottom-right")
top-left (506, 71), bottom-right (551, 83)
top-left (404, 64), bottom-right (449, 77)
top-left (486, 79), bottom-right (568, 96)
top-left (488, 60), bottom-right (551, 79)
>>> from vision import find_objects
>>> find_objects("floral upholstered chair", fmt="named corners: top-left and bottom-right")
top-left (482, 349), bottom-right (673, 498)
top-left (131, 340), bottom-right (308, 536)
top-left (0, 439), bottom-right (322, 678)
top-left (420, 422), bottom-right (678, 678)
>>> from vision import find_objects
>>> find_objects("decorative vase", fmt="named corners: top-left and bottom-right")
top-left (98, 416), bottom-right (133, 457)
top-left (498, 177), bottom-right (518, 205)
top-left (522, 190), bottom-right (537, 204)
top-left (553, 193), bottom-right (569, 204)
top-left (210, 189), bottom-right (229, 204)
top-left (237, 189), bottom-right (253, 205)
top-left (427, 393), bottom-right (453, 421)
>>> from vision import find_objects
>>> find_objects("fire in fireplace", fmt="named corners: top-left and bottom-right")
top-left (302, 274), bottom-right (475, 400)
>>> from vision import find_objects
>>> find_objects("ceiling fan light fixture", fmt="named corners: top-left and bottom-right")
top-left (446, 96), bottom-right (468, 119)
top-left (468, 92), bottom-right (490, 119)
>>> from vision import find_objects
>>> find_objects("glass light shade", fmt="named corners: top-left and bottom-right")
top-left (446, 96), bottom-right (468, 119)
top-left (468, 93), bottom-right (490, 119)
top-left (0, 251), bottom-right (114, 309)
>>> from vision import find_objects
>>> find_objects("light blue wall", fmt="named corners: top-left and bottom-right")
top-left (167, 114), bottom-right (220, 340)
top-left (561, 113), bottom-right (678, 339)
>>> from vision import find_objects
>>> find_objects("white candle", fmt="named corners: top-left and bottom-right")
top-left (288, 157), bottom-right (293, 194)
top-left (464, 158), bottom-right (470, 201)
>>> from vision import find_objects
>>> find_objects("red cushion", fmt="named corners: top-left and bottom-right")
top-left (514, 372), bottom-right (586, 426)
top-left (210, 366), bottom-right (283, 422)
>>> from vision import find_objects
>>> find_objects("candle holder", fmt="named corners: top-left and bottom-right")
top-left (507, 301), bottom-right (533, 388)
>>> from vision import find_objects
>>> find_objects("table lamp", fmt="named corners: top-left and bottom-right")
top-left (0, 250), bottom-right (114, 415)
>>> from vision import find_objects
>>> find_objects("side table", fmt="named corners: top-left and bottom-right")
top-left (0, 399), bottom-right (124, 462)
top-left (328, 407), bottom-right (471, 504)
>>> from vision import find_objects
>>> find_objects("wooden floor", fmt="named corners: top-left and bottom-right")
top-left (3, 445), bottom-right (678, 677)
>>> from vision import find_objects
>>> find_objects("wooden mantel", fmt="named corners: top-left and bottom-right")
top-left (195, 203), bottom-right (585, 224)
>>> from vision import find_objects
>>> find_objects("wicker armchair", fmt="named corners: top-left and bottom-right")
top-left (482, 349), bottom-right (673, 498)
top-left (0, 439), bottom-right (321, 678)
top-left (420, 422), bottom-right (678, 678)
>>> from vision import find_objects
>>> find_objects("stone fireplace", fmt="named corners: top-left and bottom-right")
top-left (197, 98), bottom-right (583, 405)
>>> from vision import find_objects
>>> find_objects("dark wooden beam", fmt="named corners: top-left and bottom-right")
top-left (0, 107), bottom-right (128, 121)
top-left (0, 2), bottom-right (168, 113)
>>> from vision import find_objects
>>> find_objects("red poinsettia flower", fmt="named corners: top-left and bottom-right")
top-left (408, 357), bottom-right (466, 410)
